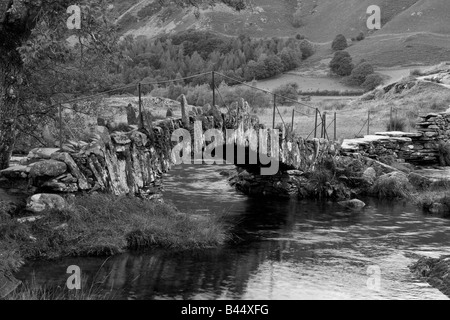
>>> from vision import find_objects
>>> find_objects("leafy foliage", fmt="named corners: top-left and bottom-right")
top-left (119, 31), bottom-right (306, 86)
top-left (331, 34), bottom-right (348, 51)
top-left (0, 0), bottom-right (123, 168)
top-left (348, 62), bottom-right (375, 86)
top-left (274, 83), bottom-right (299, 105)
top-left (329, 50), bottom-right (354, 76)
top-left (362, 74), bottom-right (384, 91)
top-left (386, 117), bottom-right (406, 131)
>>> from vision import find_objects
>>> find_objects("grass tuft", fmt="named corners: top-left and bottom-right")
top-left (0, 194), bottom-right (231, 293)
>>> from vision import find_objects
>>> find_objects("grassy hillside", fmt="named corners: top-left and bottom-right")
top-left (109, 0), bottom-right (450, 68)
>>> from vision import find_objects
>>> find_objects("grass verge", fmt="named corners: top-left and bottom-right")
top-left (414, 190), bottom-right (450, 216)
top-left (0, 193), bottom-right (231, 299)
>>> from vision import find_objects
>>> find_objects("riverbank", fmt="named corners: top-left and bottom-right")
top-left (0, 193), bottom-right (231, 299)
top-left (410, 256), bottom-right (450, 297)
top-left (225, 157), bottom-right (450, 298)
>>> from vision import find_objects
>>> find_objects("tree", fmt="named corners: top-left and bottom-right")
top-left (331, 34), bottom-right (348, 51)
top-left (0, 0), bottom-right (246, 170)
top-left (263, 55), bottom-right (284, 78)
top-left (0, 0), bottom-right (122, 169)
top-left (274, 83), bottom-right (299, 105)
top-left (299, 40), bottom-right (315, 59)
top-left (356, 32), bottom-right (365, 41)
top-left (349, 62), bottom-right (374, 85)
top-left (329, 51), bottom-right (354, 76)
top-left (279, 48), bottom-right (300, 71)
top-left (362, 74), bottom-right (383, 91)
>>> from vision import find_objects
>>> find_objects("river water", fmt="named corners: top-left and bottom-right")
top-left (17, 164), bottom-right (450, 300)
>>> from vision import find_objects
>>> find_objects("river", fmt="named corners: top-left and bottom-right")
top-left (16, 164), bottom-right (450, 300)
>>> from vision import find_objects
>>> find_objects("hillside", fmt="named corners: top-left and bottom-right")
top-left (109, 0), bottom-right (450, 68)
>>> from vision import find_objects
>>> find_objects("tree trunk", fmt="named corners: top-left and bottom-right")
top-left (0, 52), bottom-right (21, 170)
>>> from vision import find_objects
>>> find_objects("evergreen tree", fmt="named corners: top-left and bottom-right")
top-left (332, 34), bottom-right (348, 51)
top-left (329, 51), bottom-right (354, 76)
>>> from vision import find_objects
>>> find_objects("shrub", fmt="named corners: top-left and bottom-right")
top-left (349, 62), bottom-right (375, 86)
top-left (296, 34), bottom-right (306, 40)
top-left (331, 34), bottom-right (348, 51)
top-left (410, 69), bottom-right (423, 76)
top-left (273, 83), bottom-right (299, 105)
top-left (329, 51), bottom-right (354, 76)
top-left (429, 97), bottom-right (450, 111)
top-left (356, 32), bottom-right (365, 41)
top-left (185, 84), bottom-right (213, 106)
top-left (362, 74), bottom-right (383, 91)
top-left (299, 40), bottom-right (315, 59)
top-left (386, 117), bottom-right (406, 131)
top-left (371, 172), bottom-right (413, 198)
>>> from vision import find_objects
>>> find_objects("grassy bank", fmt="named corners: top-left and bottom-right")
top-left (3, 276), bottom-right (113, 300)
top-left (0, 193), bottom-right (231, 298)
top-left (414, 189), bottom-right (450, 217)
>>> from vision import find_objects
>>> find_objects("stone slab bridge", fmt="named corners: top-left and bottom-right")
top-left (0, 97), bottom-right (338, 199)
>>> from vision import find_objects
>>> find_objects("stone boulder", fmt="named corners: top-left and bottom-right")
top-left (27, 148), bottom-right (60, 161)
top-left (338, 199), bottom-right (366, 210)
top-left (362, 167), bottom-right (377, 185)
top-left (26, 193), bottom-right (67, 214)
top-left (30, 160), bottom-right (67, 178)
top-left (0, 165), bottom-right (30, 179)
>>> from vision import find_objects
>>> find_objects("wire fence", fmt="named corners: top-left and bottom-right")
top-left (53, 70), bottom-right (388, 145)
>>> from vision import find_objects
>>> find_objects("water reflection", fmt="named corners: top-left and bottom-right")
top-left (16, 164), bottom-right (450, 300)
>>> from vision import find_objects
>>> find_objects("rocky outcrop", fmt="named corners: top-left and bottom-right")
top-left (410, 256), bottom-right (450, 298)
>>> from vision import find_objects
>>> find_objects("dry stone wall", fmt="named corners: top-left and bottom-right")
top-left (341, 112), bottom-right (450, 165)
top-left (0, 97), bottom-right (341, 199)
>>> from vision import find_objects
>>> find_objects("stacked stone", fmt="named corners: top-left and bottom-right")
top-left (0, 118), bottom-right (185, 199)
top-left (341, 133), bottom-right (420, 162)
top-left (413, 112), bottom-right (450, 163)
top-left (0, 102), bottom-right (260, 199)
top-left (341, 125), bottom-right (443, 165)
top-left (229, 168), bottom-right (306, 198)
top-left (280, 138), bottom-right (339, 172)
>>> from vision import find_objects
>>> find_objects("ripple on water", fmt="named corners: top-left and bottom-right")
top-left (16, 164), bottom-right (450, 300)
